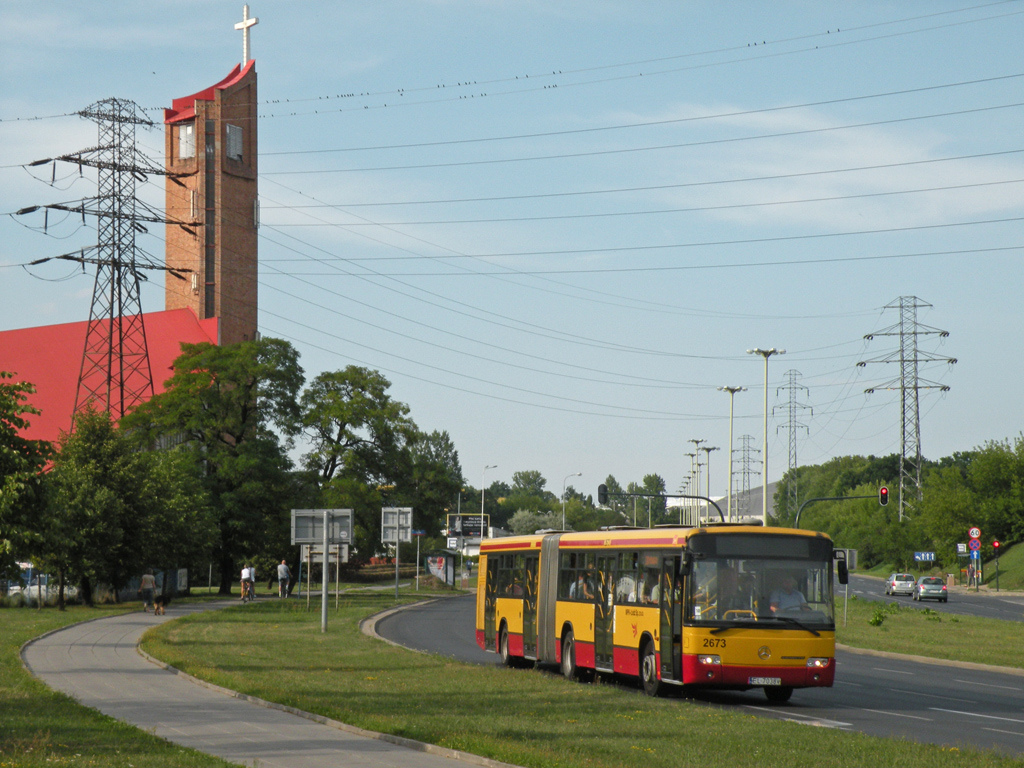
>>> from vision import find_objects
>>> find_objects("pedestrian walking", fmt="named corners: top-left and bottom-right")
top-left (277, 560), bottom-right (291, 598)
top-left (138, 570), bottom-right (157, 612)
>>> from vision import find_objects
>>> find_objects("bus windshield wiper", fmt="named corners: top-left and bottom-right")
top-left (767, 616), bottom-right (820, 636)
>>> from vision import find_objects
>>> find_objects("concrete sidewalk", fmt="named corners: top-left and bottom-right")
top-left (22, 601), bottom-right (517, 768)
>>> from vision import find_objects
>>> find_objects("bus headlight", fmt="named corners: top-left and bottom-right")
top-left (697, 654), bottom-right (721, 665)
top-left (806, 657), bottom-right (831, 668)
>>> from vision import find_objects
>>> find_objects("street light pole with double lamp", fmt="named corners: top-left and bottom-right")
top-left (747, 348), bottom-right (785, 526)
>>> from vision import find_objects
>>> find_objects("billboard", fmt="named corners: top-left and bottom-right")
top-left (446, 513), bottom-right (488, 539)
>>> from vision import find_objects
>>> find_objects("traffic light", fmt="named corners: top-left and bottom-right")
top-left (879, 486), bottom-right (889, 506)
top-left (598, 484), bottom-right (608, 505)
top-left (993, 540), bottom-right (1001, 553)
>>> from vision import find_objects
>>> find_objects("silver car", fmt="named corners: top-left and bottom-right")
top-left (914, 576), bottom-right (948, 602)
top-left (885, 572), bottom-right (916, 596)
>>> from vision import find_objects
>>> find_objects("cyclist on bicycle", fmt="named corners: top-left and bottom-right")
top-left (240, 564), bottom-right (254, 601)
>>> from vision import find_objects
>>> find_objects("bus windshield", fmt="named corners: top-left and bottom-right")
top-left (686, 534), bottom-right (835, 627)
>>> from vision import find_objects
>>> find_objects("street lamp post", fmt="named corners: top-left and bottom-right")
top-left (747, 348), bottom-right (785, 525)
top-left (481, 464), bottom-right (497, 523)
top-left (688, 438), bottom-right (705, 502)
top-left (718, 386), bottom-right (747, 522)
top-left (700, 446), bottom-right (719, 523)
top-left (562, 472), bottom-right (582, 530)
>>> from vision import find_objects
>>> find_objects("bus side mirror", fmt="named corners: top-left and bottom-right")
top-left (835, 553), bottom-right (849, 585)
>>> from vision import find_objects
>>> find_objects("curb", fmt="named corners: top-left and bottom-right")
top-left (835, 642), bottom-right (1024, 677)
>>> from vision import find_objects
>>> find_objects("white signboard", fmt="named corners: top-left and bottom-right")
top-left (300, 543), bottom-right (350, 564)
top-left (291, 509), bottom-right (353, 545)
top-left (381, 507), bottom-right (413, 543)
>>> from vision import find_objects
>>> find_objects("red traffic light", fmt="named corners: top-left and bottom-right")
top-left (879, 486), bottom-right (889, 506)
top-left (993, 540), bottom-right (1000, 550)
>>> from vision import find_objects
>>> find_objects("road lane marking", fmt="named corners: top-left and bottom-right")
top-left (742, 705), bottom-right (851, 729)
top-left (861, 708), bottom-right (931, 721)
top-left (931, 708), bottom-right (1024, 724)
top-left (887, 686), bottom-right (978, 703)
top-left (952, 678), bottom-right (1023, 692)
top-left (983, 727), bottom-right (1024, 736)
top-left (871, 667), bottom-right (914, 675)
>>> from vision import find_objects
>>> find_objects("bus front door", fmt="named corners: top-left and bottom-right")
top-left (523, 554), bottom-right (539, 658)
top-left (484, 556), bottom-right (498, 650)
top-left (659, 556), bottom-right (681, 682)
top-left (594, 555), bottom-right (615, 671)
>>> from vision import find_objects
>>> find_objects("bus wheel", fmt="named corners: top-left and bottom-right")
top-left (499, 627), bottom-right (513, 667)
top-left (561, 631), bottom-right (578, 679)
top-left (640, 640), bottom-right (663, 697)
top-left (764, 686), bottom-right (793, 703)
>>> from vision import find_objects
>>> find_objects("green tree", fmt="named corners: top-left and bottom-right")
top-left (124, 338), bottom-right (304, 593)
top-left (41, 409), bottom-right (215, 607)
top-left (408, 430), bottom-right (463, 537)
top-left (0, 373), bottom-right (52, 583)
top-left (300, 366), bottom-right (418, 559)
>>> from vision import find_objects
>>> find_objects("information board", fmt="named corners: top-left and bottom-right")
top-left (446, 513), bottom-right (488, 539)
top-left (291, 509), bottom-right (353, 545)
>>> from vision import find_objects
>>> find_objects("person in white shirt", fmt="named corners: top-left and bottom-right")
top-left (240, 565), bottom-right (252, 600)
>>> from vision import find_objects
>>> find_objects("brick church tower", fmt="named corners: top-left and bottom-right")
top-left (163, 48), bottom-right (259, 346)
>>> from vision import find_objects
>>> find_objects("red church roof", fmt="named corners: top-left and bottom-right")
top-left (164, 61), bottom-right (256, 124)
top-left (0, 309), bottom-right (218, 444)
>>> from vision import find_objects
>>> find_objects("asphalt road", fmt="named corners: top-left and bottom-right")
top-left (846, 573), bottom-right (1024, 622)
top-left (376, 592), bottom-right (1024, 756)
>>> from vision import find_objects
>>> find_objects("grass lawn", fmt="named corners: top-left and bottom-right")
top-left (138, 590), bottom-right (1022, 768)
top-left (0, 603), bottom-right (237, 768)
top-left (836, 594), bottom-right (1024, 669)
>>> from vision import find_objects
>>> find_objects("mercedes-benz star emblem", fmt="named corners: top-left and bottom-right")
top-left (758, 645), bottom-right (771, 660)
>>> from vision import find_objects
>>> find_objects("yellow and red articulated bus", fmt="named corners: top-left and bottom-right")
top-left (476, 524), bottom-right (848, 702)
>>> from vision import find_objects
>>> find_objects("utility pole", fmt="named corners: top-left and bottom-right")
top-left (775, 370), bottom-right (811, 517)
top-left (858, 297), bottom-right (956, 521)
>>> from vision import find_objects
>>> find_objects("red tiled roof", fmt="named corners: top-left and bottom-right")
top-left (0, 309), bottom-right (218, 444)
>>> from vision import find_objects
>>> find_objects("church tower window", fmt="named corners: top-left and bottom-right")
top-left (178, 122), bottom-right (195, 159)
top-left (226, 124), bottom-right (243, 160)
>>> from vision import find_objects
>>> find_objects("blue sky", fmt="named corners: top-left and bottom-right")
top-left (2, 2), bottom-right (1021, 501)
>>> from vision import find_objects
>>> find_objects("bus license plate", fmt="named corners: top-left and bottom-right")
top-left (749, 677), bottom-right (781, 686)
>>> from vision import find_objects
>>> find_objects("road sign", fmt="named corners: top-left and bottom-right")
top-left (968, 526), bottom-right (982, 539)
top-left (970, 550), bottom-right (980, 560)
top-left (291, 509), bottom-right (352, 545)
top-left (913, 552), bottom-right (935, 562)
top-left (381, 507), bottom-right (413, 543)
top-left (968, 539), bottom-right (981, 551)
top-left (956, 542), bottom-right (967, 555)
top-left (300, 543), bottom-right (349, 564)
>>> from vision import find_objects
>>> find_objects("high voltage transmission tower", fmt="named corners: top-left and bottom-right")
top-left (774, 369), bottom-right (811, 514)
top-left (736, 434), bottom-right (760, 519)
top-left (16, 98), bottom-right (193, 426)
top-left (858, 296), bottom-right (957, 521)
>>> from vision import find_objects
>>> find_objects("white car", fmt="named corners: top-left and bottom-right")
top-left (885, 572), bottom-right (915, 596)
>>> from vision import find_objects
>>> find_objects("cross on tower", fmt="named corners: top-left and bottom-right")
top-left (234, 5), bottom-right (259, 64)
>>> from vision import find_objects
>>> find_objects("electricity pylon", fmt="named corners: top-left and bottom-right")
top-left (858, 296), bottom-right (957, 521)
top-left (775, 369), bottom-right (811, 516)
top-left (18, 98), bottom-right (192, 425)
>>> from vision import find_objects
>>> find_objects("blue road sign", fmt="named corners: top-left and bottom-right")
top-left (914, 552), bottom-right (935, 562)
top-left (968, 539), bottom-right (981, 551)
top-left (970, 550), bottom-right (980, 560)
